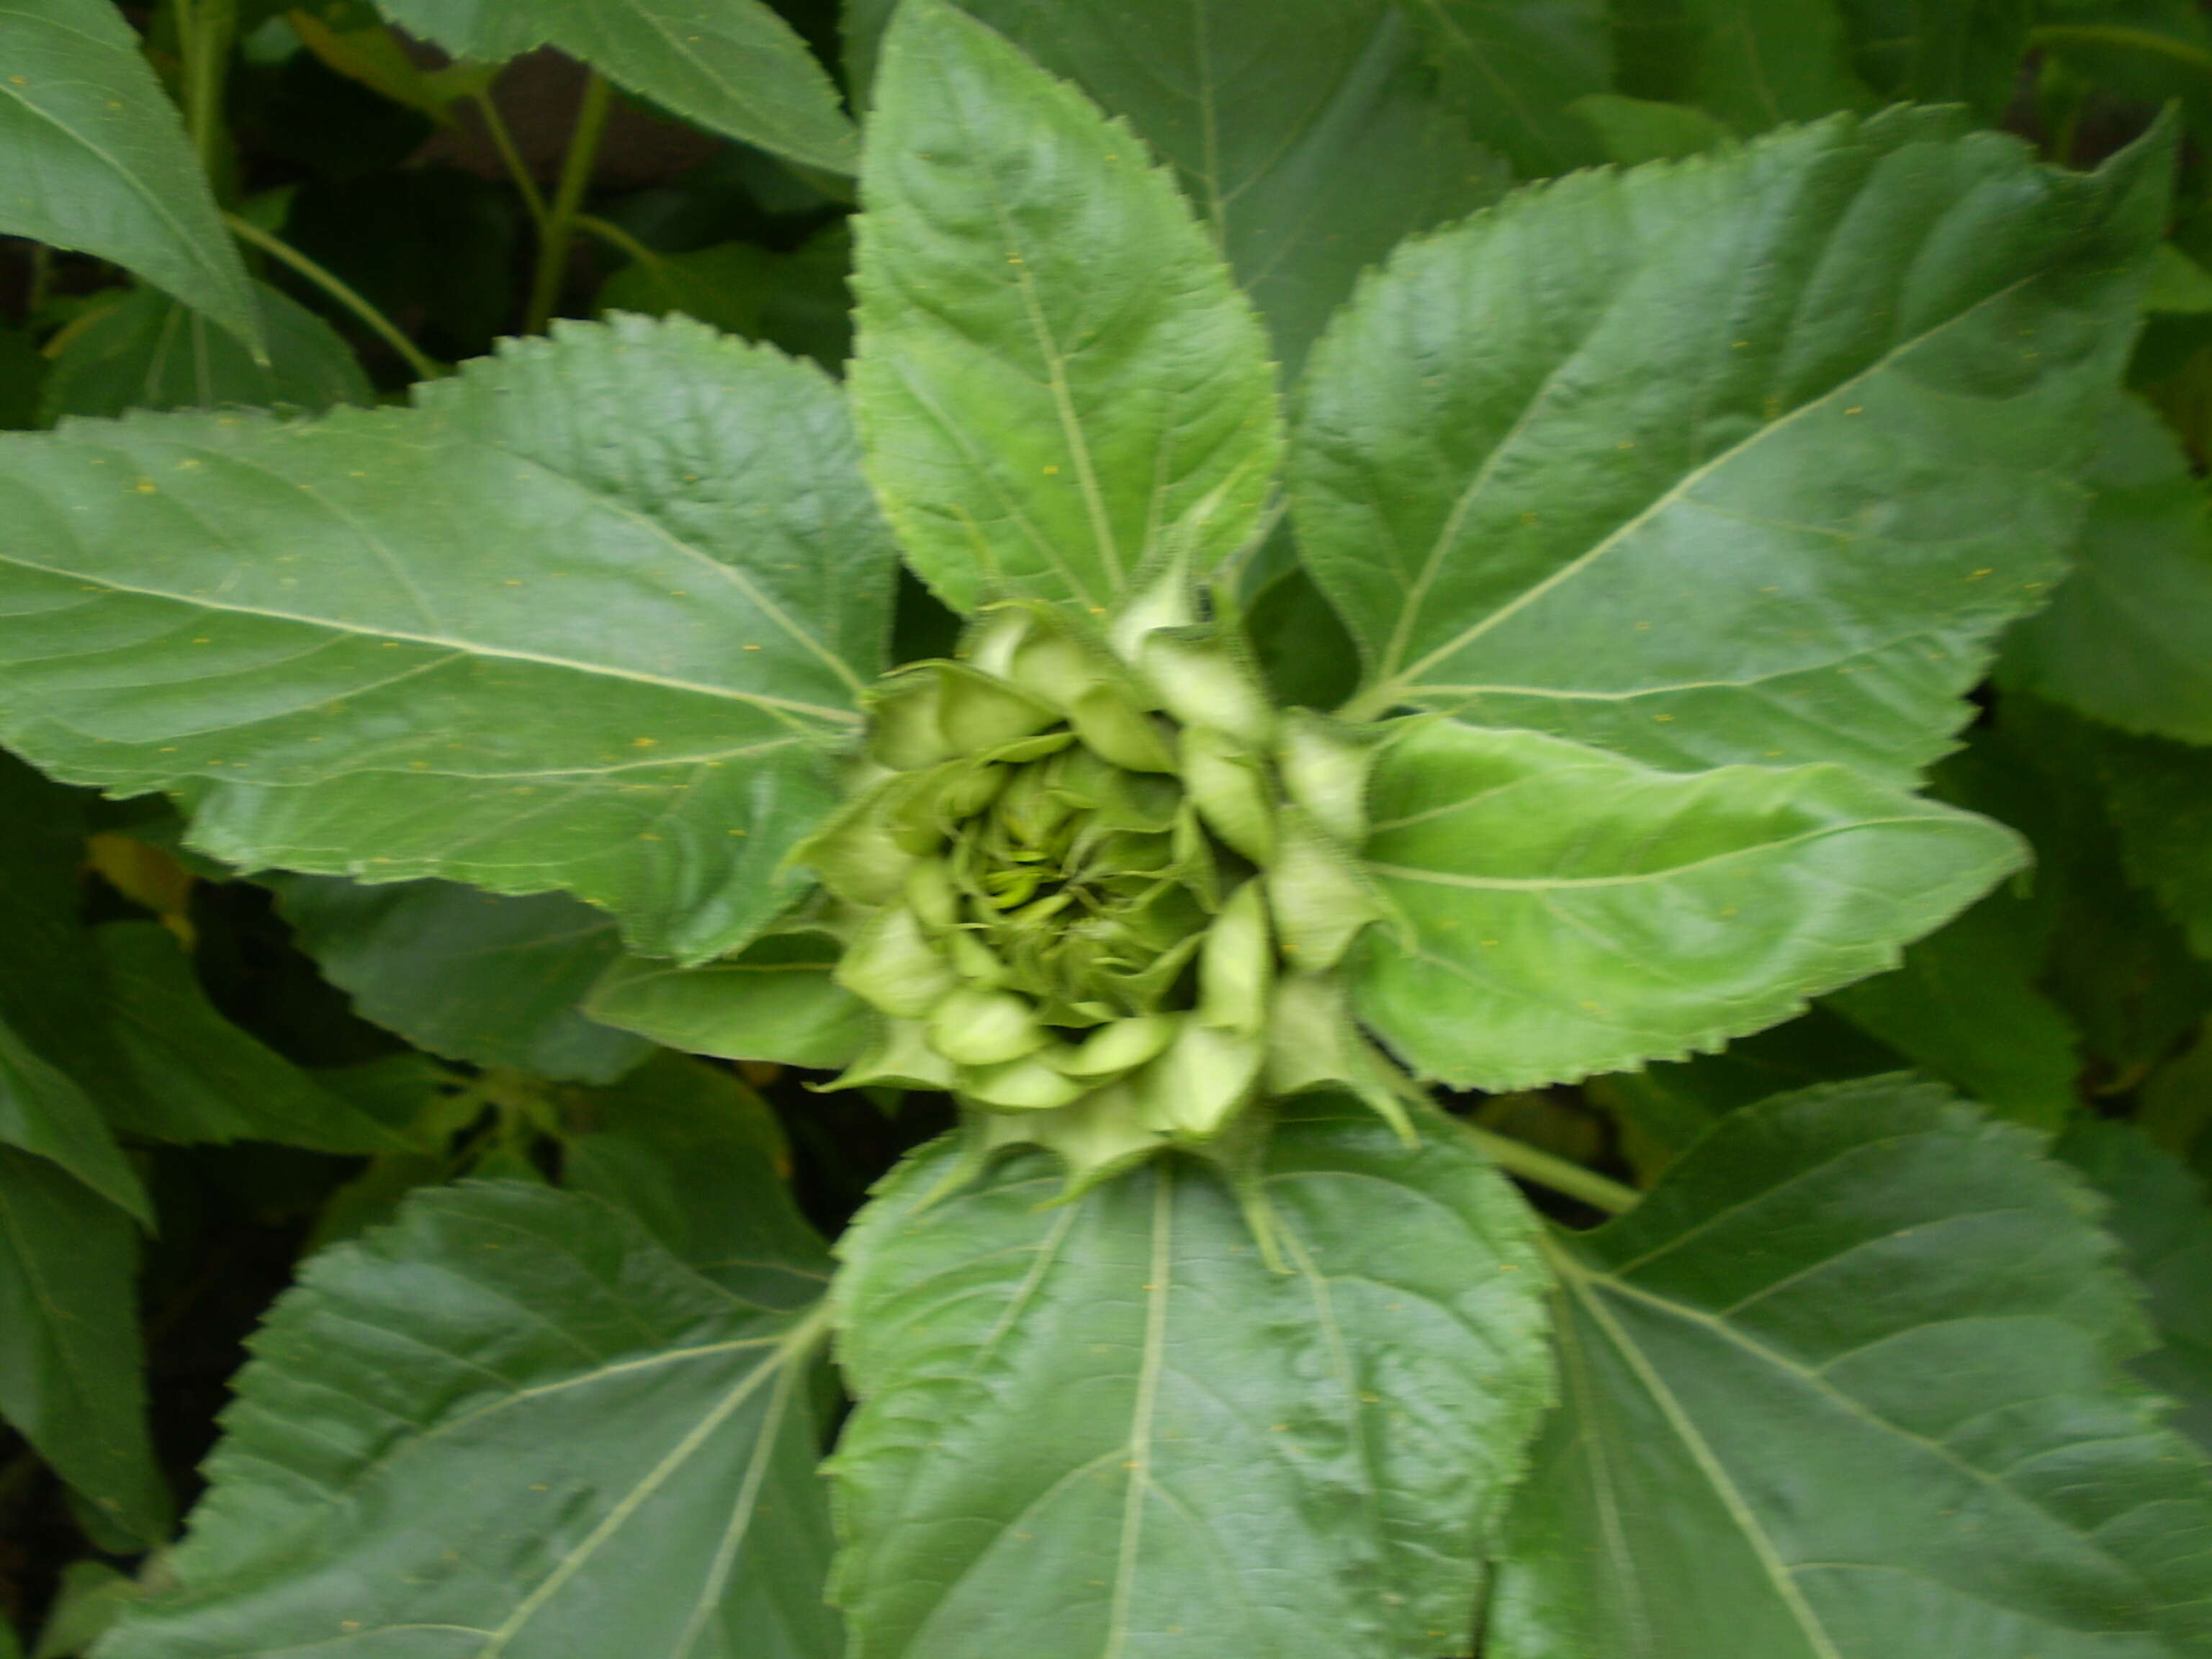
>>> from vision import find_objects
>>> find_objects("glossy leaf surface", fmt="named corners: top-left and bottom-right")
top-left (2002, 397), bottom-right (2212, 745)
top-left (107, 1182), bottom-right (840, 1659)
top-left (851, 0), bottom-right (1283, 613)
top-left (1352, 721), bottom-right (2022, 1089)
top-left (271, 876), bottom-right (652, 1084)
top-left (371, 0), bottom-right (858, 173)
top-left (845, 0), bottom-right (1508, 372)
top-left (830, 1095), bottom-right (1553, 1658)
top-left (0, 0), bottom-right (258, 348)
top-left (1491, 1076), bottom-right (2212, 1658)
top-left (0, 315), bottom-right (896, 962)
top-left (1296, 112), bottom-right (2168, 778)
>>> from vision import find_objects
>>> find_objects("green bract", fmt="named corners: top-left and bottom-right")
top-left (796, 601), bottom-right (1403, 1179)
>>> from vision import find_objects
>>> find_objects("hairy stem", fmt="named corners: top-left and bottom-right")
top-left (524, 73), bottom-right (613, 335)
top-left (222, 212), bottom-right (444, 383)
top-left (1458, 1123), bottom-right (1639, 1214)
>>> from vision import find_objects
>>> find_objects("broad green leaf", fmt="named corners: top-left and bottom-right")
top-left (269, 876), bottom-right (653, 1084)
top-left (1614, 0), bottom-right (1873, 130)
top-left (2058, 1120), bottom-right (2212, 1453)
top-left (2146, 243), bottom-right (2212, 315)
top-left (1839, 0), bottom-right (2033, 123)
top-left (601, 227), bottom-right (855, 369)
top-left (2002, 397), bottom-right (2212, 745)
top-left (32, 1559), bottom-right (138, 1659)
top-left (0, 1145), bottom-right (168, 1547)
top-left (1352, 721), bottom-right (2023, 1090)
top-left (106, 1182), bottom-right (841, 1659)
top-left (585, 930), bottom-right (872, 1070)
top-left (1567, 92), bottom-right (1734, 163)
top-left (1298, 112), bottom-right (2170, 778)
top-left (829, 1094), bottom-right (1555, 1659)
top-left (2093, 727), bottom-right (2212, 961)
top-left (843, 0), bottom-right (1506, 374)
top-left (369, 0), bottom-right (858, 174)
top-left (0, 0), bottom-right (259, 350)
top-left (0, 315), bottom-right (897, 962)
top-left (1400, 0), bottom-right (1612, 177)
top-left (564, 1052), bottom-right (833, 1309)
top-left (91, 922), bottom-right (420, 1153)
top-left (39, 280), bottom-right (369, 423)
top-left (851, 0), bottom-right (1284, 614)
top-left (1489, 1076), bottom-right (2212, 1659)
top-left (0, 1020), bottom-right (149, 1224)
top-left (1822, 891), bottom-right (2080, 1127)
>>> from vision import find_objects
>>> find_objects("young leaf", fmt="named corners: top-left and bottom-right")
top-left (40, 281), bottom-right (369, 425)
top-left (828, 1094), bottom-right (1554, 1658)
top-left (0, 0), bottom-right (261, 351)
top-left (269, 876), bottom-right (653, 1084)
top-left (1400, 0), bottom-right (1613, 177)
top-left (585, 929), bottom-right (873, 1070)
top-left (0, 1146), bottom-right (168, 1548)
top-left (1352, 721), bottom-right (2022, 1090)
top-left (104, 1183), bottom-right (840, 1659)
top-left (851, 0), bottom-right (1284, 614)
top-left (91, 922), bottom-right (421, 1154)
top-left (0, 1020), bottom-right (150, 1225)
top-left (1298, 112), bottom-right (2170, 778)
top-left (563, 1053), bottom-right (835, 1310)
top-left (0, 315), bottom-right (896, 962)
top-left (2057, 1119), bottom-right (2212, 1453)
top-left (1489, 1076), bottom-right (2212, 1659)
top-left (368, 0), bottom-right (858, 174)
top-left (845, 0), bottom-right (1509, 374)
top-left (2002, 397), bottom-right (2212, 746)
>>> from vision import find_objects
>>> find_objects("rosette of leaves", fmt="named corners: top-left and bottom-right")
top-left (1, 2), bottom-right (2207, 1657)
top-left (796, 596), bottom-right (1403, 1181)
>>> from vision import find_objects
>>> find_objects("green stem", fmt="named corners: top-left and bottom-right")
top-left (1459, 1123), bottom-right (1639, 1214)
top-left (573, 212), bottom-right (665, 272)
top-left (471, 88), bottom-right (549, 231)
top-left (176, 0), bottom-right (237, 179)
top-left (222, 212), bottom-right (444, 383)
top-left (524, 73), bottom-right (613, 335)
top-left (2027, 24), bottom-right (2212, 80)
top-left (24, 243), bottom-right (50, 319)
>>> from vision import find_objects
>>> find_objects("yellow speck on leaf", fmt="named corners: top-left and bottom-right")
top-left (632, 737), bottom-right (659, 749)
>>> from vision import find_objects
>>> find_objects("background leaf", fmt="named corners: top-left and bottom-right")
top-left (585, 930), bottom-right (872, 1070)
top-left (269, 876), bottom-right (653, 1084)
top-left (1296, 112), bottom-right (2170, 778)
top-left (829, 1094), bottom-right (1554, 1659)
top-left (850, 0), bottom-right (1283, 614)
top-left (1490, 1076), bottom-right (2212, 1659)
top-left (39, 281), bottom-right (369, 425)
top-left (0, 315), bottom-right (896, 962)
top-left (845, 0), bottom-right (1510, 374)
top-left (369, 0), bottom-right (859, 173)
top-left (107, 1182), bottom-right (840, 1659)
top-left (0, 0), bottom-right (260, 349)
top-left (1352, 721), bottom-right (2023, 1089)
top-left (1401, 0), bottom-right (1612, 177)
top-left (0, 1146), bottom-right (168, 1548)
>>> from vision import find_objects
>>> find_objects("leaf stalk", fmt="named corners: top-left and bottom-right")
top-left (525, 72), bottom-right (613, 335)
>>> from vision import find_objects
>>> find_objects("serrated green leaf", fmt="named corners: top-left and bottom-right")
top-left (105, 1182), bottom-right (840, 1659)
top-left (1299, 112), bottom-right (2170, 778)
top-left (1400, 0), bottom-right (1612, 176)
top-left (601, 226), bottom-right (855, 369)
top-left (2093, 726), bottom-right (2212, 961)
top-left (1352, 721), bottom-right (2022, 1090)
top-left (1822, 889), bottom-right (2081, 1127)
top-left (2002, 397), bottom-right (2212, 745)
top-left (369, 0), bottom-right (857, 173)
top-left (851, 0), bottom-right (1284, 615)
top-left (844, 0), bottom-right (1506, 375)
top-left (0, 315), bottom-right (896, 962)
top-left (39, 280), bottom-right (369, 424)
top-left (2057, 1119), bottom-right (2212, 1453)
top-left (828, 1094), bottom-right (1554, 1658)
top-left (91, 922), bottom-right (419, 1153)
top-left (269, 876), bottom-right (652, 1084)
top-left (0, 1145), bottom-right (168, 1548)
top-left (585, 929), bottom-right (872, 1069)
top-left (564, 1052), bottom-right (833, 1309)
top-left (1489, 1076), bottom-right (2212, 1659)
top-left (0, 0), bottom-right (259, 351)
